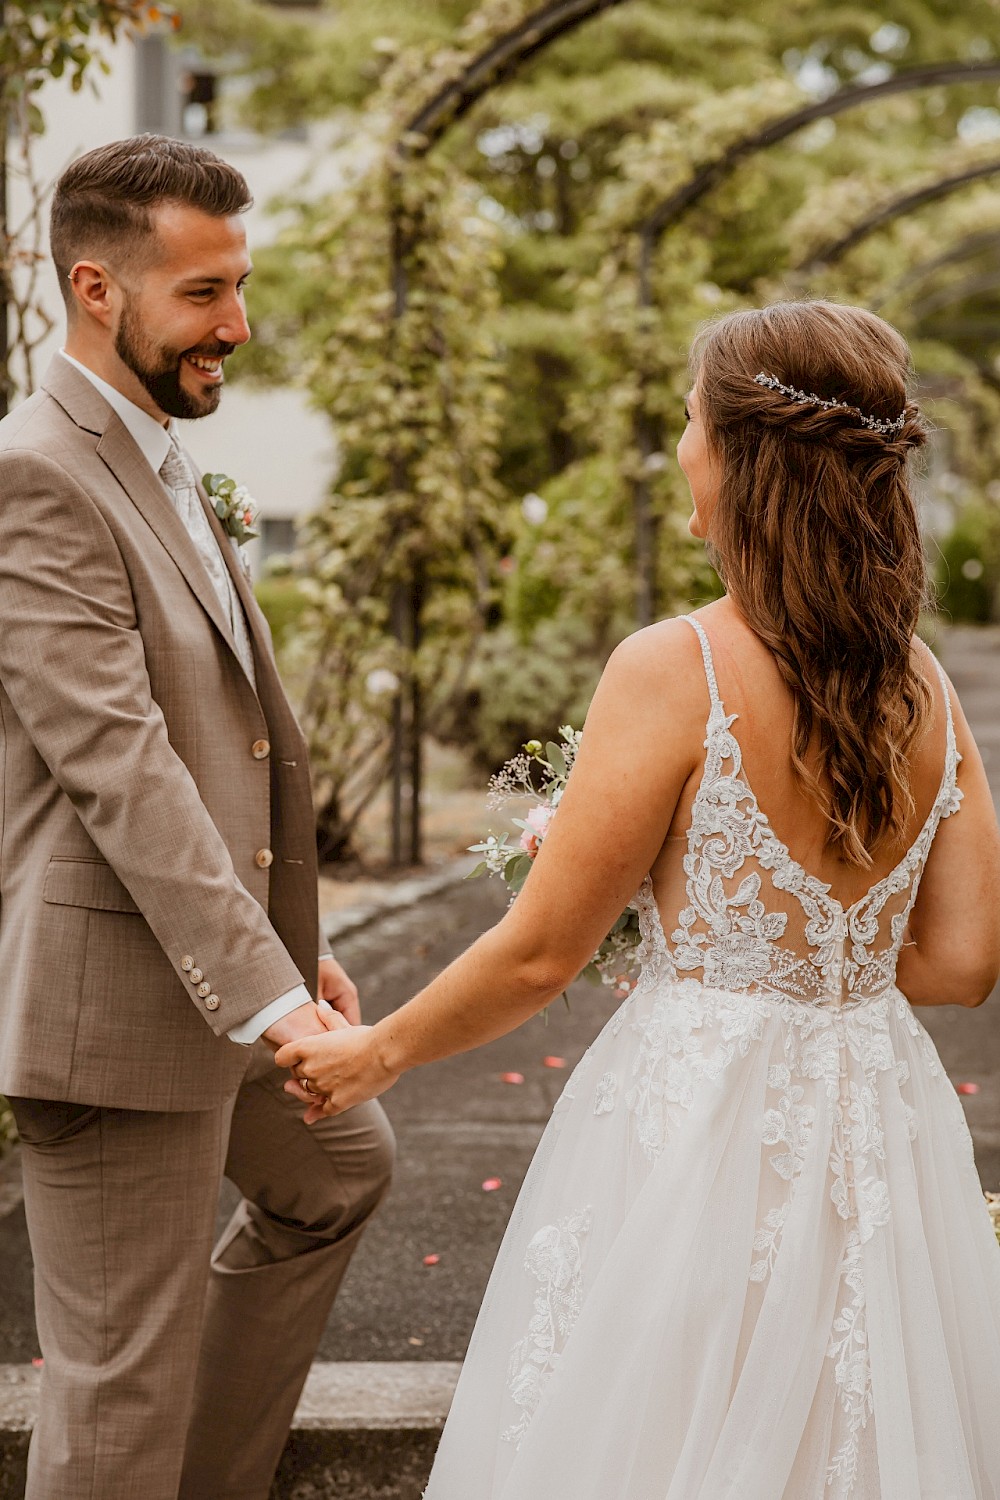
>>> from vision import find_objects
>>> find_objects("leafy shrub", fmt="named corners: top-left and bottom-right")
top-left (442, 616), bottom-right (603, 771)
top-left (254, 577), bottom-right (310, 654)
top-left (935, 507), bottom-right (1000, 623)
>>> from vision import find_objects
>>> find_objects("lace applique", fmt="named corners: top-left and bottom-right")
top-left (761, 1064), bottom-right (816, 1182)
top-left (502, 1208), bottom-right (592, 1448)
top-left (750, 1204), bottom-right (789, 1283)
top-left (659, 617), bottom-right (963, 1010)
top-left (623, 980), bottom-right (766, 1161)
top-left (826, 1231), bottom-right (872, 1497)
top-left (594, 1072), bottom-right (617, 1115)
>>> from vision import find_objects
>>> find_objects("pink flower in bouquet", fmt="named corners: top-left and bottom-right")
top-left (519, 803), bottom-right (554, 858)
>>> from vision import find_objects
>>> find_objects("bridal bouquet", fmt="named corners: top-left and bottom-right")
top-left (986, 1192), bottom-right (1000, 1247)
top-left (468, 726), bottom-right (642, 996)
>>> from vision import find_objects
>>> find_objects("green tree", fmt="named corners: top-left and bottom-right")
top-left (178, 0), bottom-right (1000, 855)
top-left (0, 3), bottom-right (180, 412)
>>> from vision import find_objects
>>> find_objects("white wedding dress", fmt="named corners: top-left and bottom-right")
top-left (425, 617), bottom-right (1000, 1500)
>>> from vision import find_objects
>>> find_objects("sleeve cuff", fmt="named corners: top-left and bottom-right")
top-left (227, 983), bottom-right (313, 1046)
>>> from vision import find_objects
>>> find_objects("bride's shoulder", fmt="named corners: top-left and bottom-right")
top-left (597, 614), bottom-right (711, 719)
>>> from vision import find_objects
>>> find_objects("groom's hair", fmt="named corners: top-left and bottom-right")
top-left (51, 134), bottom-right (253, 308)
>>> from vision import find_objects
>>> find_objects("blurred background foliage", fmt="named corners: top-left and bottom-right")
top-left (171, 0), bottom-right (1000, 856)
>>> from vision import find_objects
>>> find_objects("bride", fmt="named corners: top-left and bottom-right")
top-left (279, 301), bottom-right (1000, 1498)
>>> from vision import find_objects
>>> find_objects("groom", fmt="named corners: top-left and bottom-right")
top-left (0, 135), bottom-right (394, 1499)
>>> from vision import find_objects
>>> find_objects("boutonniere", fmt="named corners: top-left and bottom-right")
top-left (202, 472), bottom-right (261, 545)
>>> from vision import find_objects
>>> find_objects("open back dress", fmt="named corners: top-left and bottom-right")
top-left (424, 616), bottom-right (1000, 1500)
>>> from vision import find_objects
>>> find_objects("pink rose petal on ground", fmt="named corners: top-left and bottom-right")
top-left (31, 1358), bottom-right (43, 1368)
top-left (500, 1071), bottom-right (524, 1085)
top-left (422, 1254), bottom-right (441, 1266)
top-left (957, 1082), bottom-right (980, 1095)
top-left (543, 1056), bottom-right (567, 1069)
top-left (482, 1177), bottom-right (502, 1192)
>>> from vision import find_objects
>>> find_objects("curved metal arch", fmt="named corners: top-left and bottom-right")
top-left (909, 266), bottom-right (1000, 321)
top-left (399, 0), bottom-right (632, 157)
top-left (640, 60), bottom-right (1000, 251)
top-left (876, 228), bottom-right (1000, 309)
top-left (801, 158), bottom-right (1000, 271)
top-left (386, 0), bottom-right (636, 865)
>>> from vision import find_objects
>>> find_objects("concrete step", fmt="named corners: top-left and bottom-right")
top-left (0, 1361), bottom-right (459, 1500)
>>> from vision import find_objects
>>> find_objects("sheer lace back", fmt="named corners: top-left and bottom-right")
top-left (640, 617), bottom-right (963, 1009)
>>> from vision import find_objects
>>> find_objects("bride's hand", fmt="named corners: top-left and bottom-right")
top-left (275, 1021), bottom-right (400, 1122)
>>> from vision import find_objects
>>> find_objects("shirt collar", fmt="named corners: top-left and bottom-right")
top-left (59, 349), bottom-right (176, 474)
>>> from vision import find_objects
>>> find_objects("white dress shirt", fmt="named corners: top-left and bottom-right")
top-left (59, 351), bottom-right (319, 1044)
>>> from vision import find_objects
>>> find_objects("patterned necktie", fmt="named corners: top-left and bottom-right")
top-left (158, 441), bottom-right (256, 688)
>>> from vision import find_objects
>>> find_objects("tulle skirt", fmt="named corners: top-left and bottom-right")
top-left (424, 978), bottom-right (1000, 1499)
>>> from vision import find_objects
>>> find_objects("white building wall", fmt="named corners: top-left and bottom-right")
top-left (8, 23), bottom-right (341, 574)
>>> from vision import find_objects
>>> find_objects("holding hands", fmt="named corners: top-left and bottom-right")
top-left (277, 1023), bottom-right (400, 1123)
top-left (269, 955), bottom-right (398, 1123)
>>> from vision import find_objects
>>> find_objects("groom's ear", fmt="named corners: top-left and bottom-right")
top-left (67, 260), bottom-right (120, 327)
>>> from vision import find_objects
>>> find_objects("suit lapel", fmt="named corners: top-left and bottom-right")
top-left (96, 420), bottom-right (244, 664)
top-left (192, 465), bottom-right (278, 693)
top-left (41, 357), bottom-right (253, 687)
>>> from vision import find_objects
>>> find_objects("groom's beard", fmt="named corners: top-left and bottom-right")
top-left (114, 299), bottom-right (233, 421)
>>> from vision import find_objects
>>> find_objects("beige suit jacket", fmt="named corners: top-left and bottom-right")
top-left (0, 357), bottom-right (321, 1109)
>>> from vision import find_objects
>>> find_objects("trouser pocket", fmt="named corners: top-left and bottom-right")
top-left (7, 1097), bottom-right (101, 1147)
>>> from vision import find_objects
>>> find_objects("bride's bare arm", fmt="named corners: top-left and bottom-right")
top-left (277, 619), bottom-right (706, 1107)
top-left (896, 671), bottom-right (1000, 1009)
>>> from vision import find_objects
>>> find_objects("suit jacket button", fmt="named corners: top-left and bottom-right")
top-left (197, 982), bottom-right (211, 998)
top-left (189, 968), bottom-right (204, 984)
top-left (205, 995), bottom-right (220, 1011)
top-left (251, 739), bottom-right (270, 760)
top-left (181, 956), bottom-right (194, 972)
top-left (255, 848), bottom-right (274, 869)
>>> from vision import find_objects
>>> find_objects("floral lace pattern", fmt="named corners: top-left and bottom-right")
top-left (502, 1208), bottom-right (592, 1448)
top-left (826, 1231), bottom-right (871, 1497)
top-left (500, 620), bottom-right (962, 1476)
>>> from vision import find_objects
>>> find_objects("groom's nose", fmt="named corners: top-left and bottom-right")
top-left (215, 291), bottom-right (251, 348)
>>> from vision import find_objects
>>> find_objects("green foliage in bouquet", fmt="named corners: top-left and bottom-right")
top-left (469, 727), bottom-right (642, 997)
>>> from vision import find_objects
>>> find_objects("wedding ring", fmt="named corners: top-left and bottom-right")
top-left (301, 1078), bottom-right (320, 1097)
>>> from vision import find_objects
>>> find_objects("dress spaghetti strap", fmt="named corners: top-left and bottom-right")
top-left (682, 614), bottom-right (722, 714)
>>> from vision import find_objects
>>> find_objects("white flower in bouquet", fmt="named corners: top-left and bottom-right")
top-left (468, 727), bottom-right (642, 1003)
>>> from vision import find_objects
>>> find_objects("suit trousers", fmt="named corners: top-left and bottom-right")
top-left (10, 1044), bottom-right (395, 1500)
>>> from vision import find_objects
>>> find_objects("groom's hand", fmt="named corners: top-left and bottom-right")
top-left (262, 999), bottom-right (335, 1053)
top-left (317, 955), bottom-right (361, 1027)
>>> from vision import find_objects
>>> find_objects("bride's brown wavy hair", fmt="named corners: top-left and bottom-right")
top-left (690, 300), bottom-right (932, 869)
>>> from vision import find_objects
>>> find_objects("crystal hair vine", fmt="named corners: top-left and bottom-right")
top-left (753, 372), bottom-right (906, 437)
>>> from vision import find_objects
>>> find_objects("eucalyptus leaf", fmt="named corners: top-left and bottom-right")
top-left (545, 742), bottom-right (567, 778)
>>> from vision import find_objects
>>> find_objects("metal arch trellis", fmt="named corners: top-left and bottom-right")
top-left (379, 23), bottom-right (1000, 863)
top-left (637, 60), bottom-right (1000, 259)
top-left (875, 227), bottom-right (1000, 312)
top-left (623, 59), bottom-right (1000, 631)
top-left (383, 0), bottom-right (634, 866)
top-left (397, 0), bottom-right (634, 159)
top-left (799, 159), bottom-right (1000, 273)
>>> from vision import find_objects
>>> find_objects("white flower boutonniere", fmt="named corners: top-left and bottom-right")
top-left (202, 472), bottom-right (261, 545)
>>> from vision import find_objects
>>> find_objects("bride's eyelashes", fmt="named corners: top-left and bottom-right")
top-left (683, 402), bottom-right (692, 423)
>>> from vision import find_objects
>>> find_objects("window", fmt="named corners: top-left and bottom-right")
top-left (260, 518), bottom-right (298, 563)
top-left (180, 69), bottom-right (220, 137)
